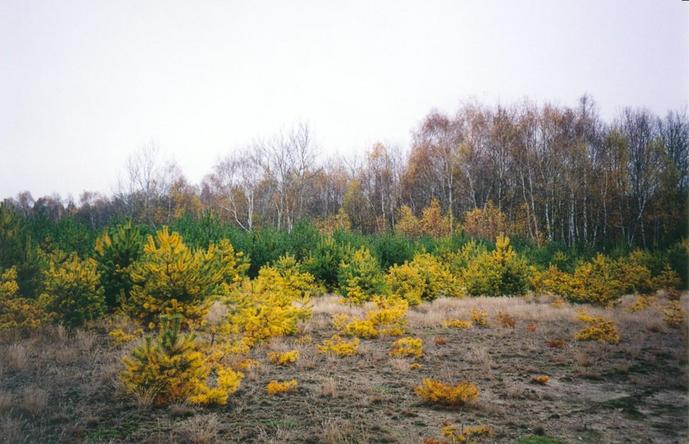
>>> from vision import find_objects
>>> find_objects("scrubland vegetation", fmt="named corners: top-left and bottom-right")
top-left (1, 98), bottom-right (688, 442)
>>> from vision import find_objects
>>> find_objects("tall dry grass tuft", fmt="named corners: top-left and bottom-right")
top-left (17, 386), bottom-right (48, 416)
top-left (5, 344), bottom-right (29, 372)
top-left (175, 413), bottom-right (220, 444)
top-left (0, 416), bottom-right (24, 444)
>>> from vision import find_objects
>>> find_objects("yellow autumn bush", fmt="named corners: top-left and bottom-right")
top-left (317, 335), bottom-right (360, 357)
top-left (470, 308), bottom-right (489, 328)
top-left (338, 246), bottom-right (387, 305)
top-left (0, 267), bottom-right (51, 331)
top-left (218, 263), bottom-right (313, 349)
top-left (341, 296), bottom-right (408, 338)
top-left (443, 319), bottom-right (472, 329)
top-left (266, 379), bottom-right (298, 395)
top-left (574, 311), bottom-right (620, 344)
top-left (462, 235), bottom-right (531, 296)
top-left (390, 337), bottom-right (423, 358)
top-left (386, 253), bottom-right (463, 305)
top-left (440, 423), bottom-right (493, 443)
top-left (128, 227), bottom-right (248, 330)
top-left (663, 301), bottom-right (685, 328)
top-left (268, 350), bottom-right (299, 365)
top-left (531, 251), bottom-right (680, 305)
top-left (120, 316), bottom-right (243, 407)
top-left (415, 378), bottom-right (480, 407)
top-left (43, 253), bottom-right (105, 327)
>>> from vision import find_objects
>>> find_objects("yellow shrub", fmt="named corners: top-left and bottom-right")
top-left (617, 250), bottom-right (654, 294)
top-left (470, 308), bottom-right (489, 328)
top-left (0, 267), bottom-right (51, 331)
top-left (441, 423), bottom-right (494, 443)
top-left (128, 228), bottom-right (247, 330)
top-left (628, 295), bottom-right (654, 312)
top-left (415, 378), bottom-right (479, 407)
top-left (268, 350), bottom-right (299, 365)
top-left (236, 358), bottom-right (261, 371)
top-left (342, 296), bottom-right (408, 338)
top-left (272, 255), bottom-right (324, 299)
top-left (343, 319), bottom-right (380, 338)
top-left (266, 379), bottom-right (298, 395)
top-left (531, 375), bottom-right (550, 385)
top-left (120, 316), bottom-right (243, 406)
top-left (331, 313), bottom-right (351, 330)
top-left (218, 264), bottom-right (313, 348)
top-left (338, 247), bottom-right (387, 304)
top-left (317, 335), bottom-right (360, 357)
top-left (652, 265), bottom-right (682, 291)
top-left (295, 335), bottom-right (312, 345)
top-left (663, 301), bottom-right (685, 328)
top-left (531, 253), bottom-right (653, 305)
top-left (109, 328), bottom-right (141, 344)
top-left (444, 319), bottom-right (472, 329)
top-left (390, 337), bottom-right (423, 358)
top-left (386, 253), bottom-right (463, 305)
top-left (43, 253), bottom-right (105, 327)
top-left (462, 235), bottom-right (531, 296)
top-left (574, 311), bottom-right (620, 344)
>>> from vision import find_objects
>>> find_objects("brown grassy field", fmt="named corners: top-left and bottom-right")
top-left (0, 293), bottom-right (687, 444)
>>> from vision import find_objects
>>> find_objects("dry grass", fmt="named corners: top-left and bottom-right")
top-left (17, 386), bottom-right (48, 416)
top-left (319, 377), bottom-right (337, 398)
top-left (4, 344), bottom-right (29, 372)
top-left (0, 391), bottom-right (13, 413)
top-left (175, 413), bottom-right (220, 444)
top-left (0, 416), bottom-right (24, 444)
top-left (0, 293), bottom-right (686, 443)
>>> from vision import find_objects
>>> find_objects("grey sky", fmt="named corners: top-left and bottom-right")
top-left (1, 1), bottom-right (687, 199)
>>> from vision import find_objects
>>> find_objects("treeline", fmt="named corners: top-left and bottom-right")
top-left (3, 96), bottom-right (688, 250)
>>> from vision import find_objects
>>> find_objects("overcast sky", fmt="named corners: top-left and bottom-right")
top-left (1, 0), bottom-right (687, 200)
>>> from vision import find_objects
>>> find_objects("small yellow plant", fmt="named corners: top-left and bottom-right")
top-left (470, 309), bottom-right (489, 328)
top-left (444, 319), bottom-right (473, 329)
top-left (531, 375), bottom-right (550, 385)
top-left (629, 295), bottom-right (651, 312)
top-left (663, 301), bottom-right (685, 328)
top-left (574, 311), bottom-right (620, 344)
top-left (317, 335), bottom-right (360, 357)
top-left (109, 328), bottom-right (142, 344)
top-left (410, 362), bottom-right (423, 370)
top-left (0, 267), bottom-right (52, 331)
top-left (440, 423), bottom-right (494, 443)
top-left (343, 319), bottom-right (380, 338)
top-left (120, 316), bottom-right (243, 406)
top-left (340, 296), bottom-right (408, 338)
top-left (390, 337), bottom-right (423, 358)
top-left (266, 379), bottom-right (298, 395)
top-left (295, 335), bottom-right (312, 345)
top-left (236, 359), bottom-right (261, 370)
top-left (415, 378), bottom-right (479, 407)
top-left (268, 350), bottom-right (299, 365)
top-left (331, 313), bottom-right (350, 329)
